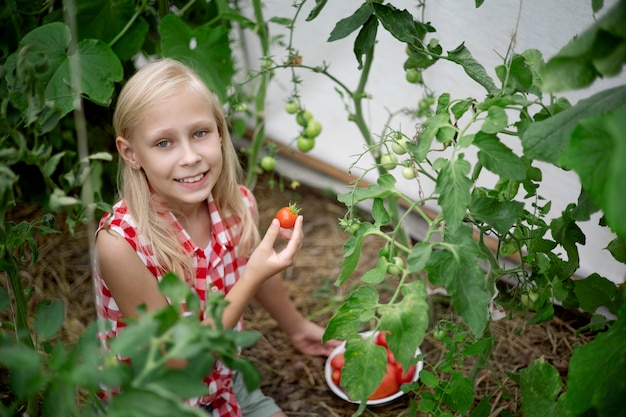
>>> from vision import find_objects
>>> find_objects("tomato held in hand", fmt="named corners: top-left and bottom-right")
top-left (368, 363), bottom-right (400, 400)
top-left (275, 203), bottom-right (301, 229)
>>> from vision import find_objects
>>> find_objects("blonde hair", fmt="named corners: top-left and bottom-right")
top-left (112, 58), bottom-right (259, 280)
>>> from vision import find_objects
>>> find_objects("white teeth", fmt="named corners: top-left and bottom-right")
top-left (177, 173), bottom-right (204, 183)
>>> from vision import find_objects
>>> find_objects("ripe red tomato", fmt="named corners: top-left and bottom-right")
top-left (368, 362), bottom-right (400, 400)
top-left (395, 363), bottom-right (417, 385)
top-left (375, 331), bottom-right (389, 348)
top-left (330, 352), bottom-right (345, 370)
top-left (275, 203), bottom-right (300, 228)
top-left (331, 368), bottom-right (342, 386)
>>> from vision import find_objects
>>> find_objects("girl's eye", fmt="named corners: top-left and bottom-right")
top-left (193, 130), bottom-right (208, 139)
top-left (156, 140), bottom-right (171, 148)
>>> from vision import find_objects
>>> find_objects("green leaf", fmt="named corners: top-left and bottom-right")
top-left (519, 358), bottom-right (562, 417)
top-left (522, 85), bottom-right (626, 164)
top-left (426, 226), bottom-right (490, 335)
top-left (305, 0), bottom-right (328, 21)
top-left (42, 379), bottom-right (78, 417)
top-left (18, 22), bottom-right (123, 122)
top-left (419, 370), bottom-right (439, 388)
top-left (75, 0), bottom-right (148, 61)
top-left (380, 280), bottom-right (429, 368)
top-left (371, 197), bottom-right (390, 226)
top-left (327, 3), bottom-right (373, 42)
top-left (560, 105), bottom-right (626, 237)
top-left (0, 346), bottom-right (46, 398)
top-left (415, 113), bottom-right (452, 160)
top-left (566, 305), bottom-right (626, 417)
top-left (107, 386), bottom-right (207, 417)
top-left (342, 335), bottom-right (387, 402)
top-left (480, 106), bottom-right (508, 134)
top-left (353, 15), bottom-right (378, 69)
top-left (606, 237), bottom-right (626, 263)
top-left (496, 53), bottom-right (536, 94)
top-left (574, 273), bottom-right (623, 316)
top-left (471, 196), bottom-right (524, 235)
top-left (361, 258), bottom-right (387, 284)
top-left (337, 174), bottom-right (396, 207)
top-left (435, 157), bottom-right (472, 231)
top-left (406, 242), bottom-right (433, 272)
top-left (34, 299), bottom-right (65, 339)
top-left (473, 132), bottom-right (526, 180)
top-left (159, 15), bottom-right (234, 103)
top-left (543, 0), bottom-right (626, 92)
top-left (323, 286), bottom-right (378, 342)
top-left (443, 372), bottom-right (474, 414)
top-left (447, 43), bottom-right (498, 95)
top-left (372, 3), bottom-right (420, 43)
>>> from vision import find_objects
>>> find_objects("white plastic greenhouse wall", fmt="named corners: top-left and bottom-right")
top-left (237, 0), bottom-right (626, 284)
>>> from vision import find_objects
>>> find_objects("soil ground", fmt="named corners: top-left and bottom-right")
top-left (2, 172), bottom-right (594, 416)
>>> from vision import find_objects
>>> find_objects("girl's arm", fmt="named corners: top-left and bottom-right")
top-left (255, 273), bottom-right (341, 357)
top-left (219, 216), bottom-right (304, 329)
top-left (96, 230), bottom-right (170, 317)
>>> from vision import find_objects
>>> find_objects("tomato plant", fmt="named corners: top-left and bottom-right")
top-left (275, 203), bottom-right (301, 229)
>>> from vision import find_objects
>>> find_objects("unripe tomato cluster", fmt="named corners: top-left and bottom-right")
top-left (284, 100), bottom-right (322, 153)
top-left (379, 132), bottom-right (419, 180)
top-left (329, 331), bottom-right (417, 401)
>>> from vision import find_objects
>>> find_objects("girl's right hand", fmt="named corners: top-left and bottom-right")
top-left (246, 215), bottom-right (304, 282)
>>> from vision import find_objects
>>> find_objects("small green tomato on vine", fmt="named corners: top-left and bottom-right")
top-left (402, 165), bottom-right (417, 180)
top-left (296, 110), bottom-right (313, 127)
top-left (260, 155), bottom-right (276, 171)
top-left (296, 136), bottom-right (315, 152)
top-left (304, 119), bottom-right (322, 138)
top-left (381, 153), bottom-right (398, 170)
top-left (284, 100), bottom-right (299, 115)
top-left (405, 68), bottom-right (421, 84)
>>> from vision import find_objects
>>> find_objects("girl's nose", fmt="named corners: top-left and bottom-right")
top-left (180, 141), bottom-right (202, 165)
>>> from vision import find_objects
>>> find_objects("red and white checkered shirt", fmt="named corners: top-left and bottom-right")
top-left (94, 185), bottom-right (257, 416)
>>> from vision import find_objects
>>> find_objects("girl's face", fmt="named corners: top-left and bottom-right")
top-left (117, 90), bottom-right (223, 213)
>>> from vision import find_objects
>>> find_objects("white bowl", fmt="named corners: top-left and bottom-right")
top-left (324, 330), bottom-right (423, 405)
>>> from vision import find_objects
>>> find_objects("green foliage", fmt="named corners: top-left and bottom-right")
top-left (306, 0), bottom-right (626, 416)
top-left (2, 0), bottom-right (626, 415)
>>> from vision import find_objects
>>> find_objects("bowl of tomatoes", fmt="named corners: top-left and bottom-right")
top-left (324, 330), bottom-right (423, 405)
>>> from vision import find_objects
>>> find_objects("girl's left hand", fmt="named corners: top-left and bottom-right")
top-left (288, 319), bottom-right (342, 357)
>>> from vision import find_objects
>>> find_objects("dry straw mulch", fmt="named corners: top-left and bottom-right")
top-left (2, 173), bottom-right (594, 416)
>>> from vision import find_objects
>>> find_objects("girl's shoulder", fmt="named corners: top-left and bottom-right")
top-left (98, 200), bottom-right (137, 233)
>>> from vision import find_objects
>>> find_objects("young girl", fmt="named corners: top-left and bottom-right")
top-left (93, 58), bottom-right (339, 416)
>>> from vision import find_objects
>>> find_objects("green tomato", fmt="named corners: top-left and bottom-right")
top-left (402, 166), bottom-right (417, 180)
top-left (233, 103), bottom-right (247, 112)
top-left (391, 137), bottom-right (409, 155)
top-left (284, 101), bottom-right (299, 114)
top-left (296, 110), bottom-right (313, 126)
top-left (418, 98), bottom-right (431, 111)
top-left (386, 261), bottom-right (401, 275)
top-left (296, 136), bottom-right (315, 152)
top-left (260, 155), bottom-right (276, 171)
top-left (380, 153), bottom-right (398, 170)
top-left (304, 119), bottom-right (322, 138)
top-left (405, 68), bottom-right (421, 84)
top-left (433, 329), bottom-right (447, 341)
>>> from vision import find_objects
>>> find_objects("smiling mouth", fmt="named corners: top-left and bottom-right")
top-left (175, 172), bottom-right (207, 183)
